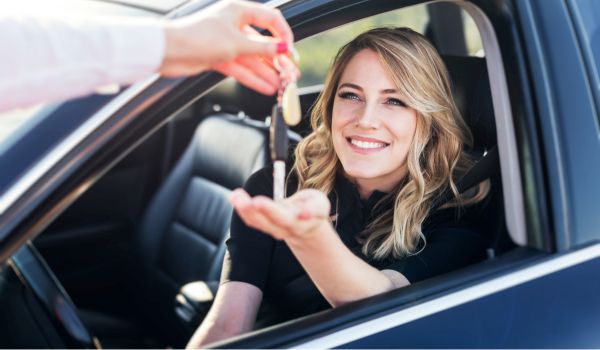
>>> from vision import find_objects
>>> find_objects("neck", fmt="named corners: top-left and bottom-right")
top-left (343, 170), bottom-right (406, 200)
top-left (356, 185), bottom-right (376, 201)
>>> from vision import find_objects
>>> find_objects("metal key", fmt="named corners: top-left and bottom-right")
top-left (270, 47), bottom-right (300, 201)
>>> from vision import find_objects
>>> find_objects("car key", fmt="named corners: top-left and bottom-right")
top-left (270, 48), bottom-right (300, 201)
top-left (270, 104), bottom-right (288, 201)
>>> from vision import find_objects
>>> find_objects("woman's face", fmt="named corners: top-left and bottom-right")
top-left (331, 49), bottom-right (418, 196)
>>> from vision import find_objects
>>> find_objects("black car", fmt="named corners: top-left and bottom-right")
top-left (1, 0), bottom-right (599, 348)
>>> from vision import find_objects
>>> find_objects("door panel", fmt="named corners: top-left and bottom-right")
top-left (276, 245), bottom-right (600, 348)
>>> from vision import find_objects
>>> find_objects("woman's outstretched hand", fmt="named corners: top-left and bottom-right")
top-left (161, 0), bottom-right (298, 95)
top-left (230, 188), bottom-right (331, 243)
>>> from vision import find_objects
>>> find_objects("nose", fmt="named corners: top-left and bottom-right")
top-left (355, 102), bottom-right (380, 129)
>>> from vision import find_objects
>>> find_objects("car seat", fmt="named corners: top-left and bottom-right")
top-left (80, 113), bottom-right (300, 348)
top-left (443, 55), bottom-right (515, 257)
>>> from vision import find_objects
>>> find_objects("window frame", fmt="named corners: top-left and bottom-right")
top-left (214, 0), bottom-right (536, 346)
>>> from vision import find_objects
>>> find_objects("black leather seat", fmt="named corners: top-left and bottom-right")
top-left (444, 55), bottom-right (496, 152)
top-left (82, 114), bottom-right (291, 347)
top-left (133, 115), bottom-right (273, 340)
top-left (443, 55), bottom-right (514, 256)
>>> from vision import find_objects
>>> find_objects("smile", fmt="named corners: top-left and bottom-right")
top-left (346, 137), bottom-right (390, 152)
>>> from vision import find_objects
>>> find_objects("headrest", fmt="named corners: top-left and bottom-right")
top-left (192, 114), bottom-right (270, 190)
top-left (443, 55), bottom-right (496, 151)
top-left (192, 114), bottom-right (302, 190)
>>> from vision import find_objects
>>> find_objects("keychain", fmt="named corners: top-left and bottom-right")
top-left (270, 47), bottom-right (301, 201)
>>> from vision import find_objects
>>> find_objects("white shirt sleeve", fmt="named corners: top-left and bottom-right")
top-left (0, 14), bottom-right (165, 112)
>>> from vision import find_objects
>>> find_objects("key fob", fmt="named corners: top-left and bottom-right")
top-left (282, 81), bottom-right (301, 126)
top-left (270, 104), bottom-right (289, 162)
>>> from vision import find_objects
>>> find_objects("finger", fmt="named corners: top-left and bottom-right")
top-left (240, 32), bottom-right (278, 71)
top-left (235, 35), bottom-right (279, 57)
top-left (242, 26), bottom-right (299, 76)
top-left (234, 26), bottom-right (282, 57)
top-left (230, 192), bottom-right (287, 239)
top-left (274, 53), bottom-right (301, 80)
top-left (231, 190), bottom-right (266, 224)
top-left (236, 199), bottom-right (289, 240)
top-left (253, 197), bottom-right (298, 231)
top-left (256, 201), bottom-right (322, 237)
top-left (214, 61), bottom-right (277, 95)
top-left (236, 2), bottom-right (294, 46)
top-left (297, 207), bottom-right (314, 220)
top-left (235, 55), bottom-right (279, 90)
top-left (229, 188), bottom-right (251, 206)
top-left (240, 207), bottom-right (286, 240)
top-left (290, 189), bottom-right (331, 219)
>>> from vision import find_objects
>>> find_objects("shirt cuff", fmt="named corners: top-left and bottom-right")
top-left (106, 18), bottom-right (165, 83)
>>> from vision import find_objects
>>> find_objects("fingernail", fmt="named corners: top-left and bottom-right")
top-left (276, 41), bottom-right (288, 54)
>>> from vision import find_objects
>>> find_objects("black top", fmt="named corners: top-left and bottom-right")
top-left (221, 165), bottom-right (487, 320)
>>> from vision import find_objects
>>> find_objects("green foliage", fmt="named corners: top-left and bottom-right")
top-left (295, 5), bottom-right (483, 87)
top-left (295, 6), bottom-right (428, 87)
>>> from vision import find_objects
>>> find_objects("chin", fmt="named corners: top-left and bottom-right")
top-left (342, 164), bottom-right (384, 180)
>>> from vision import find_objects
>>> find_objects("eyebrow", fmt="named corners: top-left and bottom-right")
top-left (338, 82), bottom-right (398, 94)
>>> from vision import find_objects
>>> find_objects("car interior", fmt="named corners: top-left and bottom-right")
top-left (0, 1), bottom-right (525, 349)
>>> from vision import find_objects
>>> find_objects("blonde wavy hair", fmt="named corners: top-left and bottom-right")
top-left (291, 27), bottom-right (489, 260)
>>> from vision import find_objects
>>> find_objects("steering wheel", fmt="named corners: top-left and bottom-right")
top-left (10, 243), bottom-right (98, 348)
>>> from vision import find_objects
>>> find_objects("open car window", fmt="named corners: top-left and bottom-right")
top-left (297, 3), bottom-right (484, 88)
top-left (210, 1), bottom-right (530, 347)
top-left (211, 0), bottom-right (523, 346)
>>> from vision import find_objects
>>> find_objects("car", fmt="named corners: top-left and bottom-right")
top-left (1, 0), bottom-right (600, 348)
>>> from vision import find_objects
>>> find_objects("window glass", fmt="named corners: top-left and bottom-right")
top-left (0, 105), bottom-right (46, 156)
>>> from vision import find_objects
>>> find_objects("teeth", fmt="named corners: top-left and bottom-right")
top-left (350, 138), bottom-right (387, 149)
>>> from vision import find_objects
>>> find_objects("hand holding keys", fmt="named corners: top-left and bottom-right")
top-left (270, 47), bottom-right (301, 201)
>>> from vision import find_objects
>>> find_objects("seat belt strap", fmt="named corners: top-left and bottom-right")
top-left (431, 145), bottom-right (499, 211)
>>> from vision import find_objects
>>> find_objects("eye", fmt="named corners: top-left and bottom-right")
top-left (385, 98), bottom-right (407, 107)
top-left (338, 91), bottom-right (361, 101)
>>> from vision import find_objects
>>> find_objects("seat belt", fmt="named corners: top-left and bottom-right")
top-left (431, 145), bottom-right (499, 211)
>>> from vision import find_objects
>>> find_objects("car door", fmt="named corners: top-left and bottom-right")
top-left (210, 0), bottom-right (600, 347)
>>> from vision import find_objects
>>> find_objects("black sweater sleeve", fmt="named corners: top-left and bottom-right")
top-left (220, 167), bottom-right (276, 291)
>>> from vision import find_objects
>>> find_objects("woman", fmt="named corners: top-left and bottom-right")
top-left (187, 27), bottom-right (489, 348)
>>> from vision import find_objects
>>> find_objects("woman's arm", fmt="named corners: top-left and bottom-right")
top-left (186, 281), bottom-right (263, 348)
top-left (286, 221), bottom-right (410, 307)
top-left (230, 188), bottom-right (410, 308)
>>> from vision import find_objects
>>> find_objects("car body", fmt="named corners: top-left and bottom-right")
top-left (0, 0), bottom-right (599, 348)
